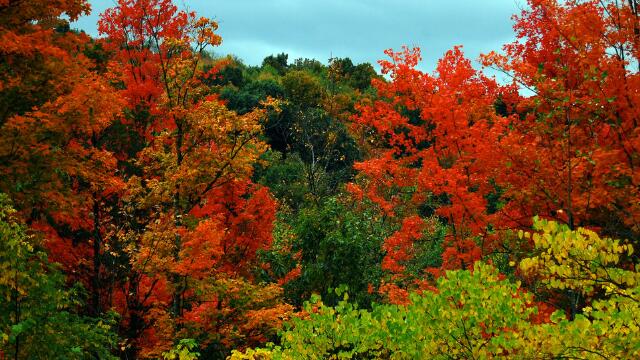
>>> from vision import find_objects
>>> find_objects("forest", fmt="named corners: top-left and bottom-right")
top-left (0, 0), bottom-right (639, 359)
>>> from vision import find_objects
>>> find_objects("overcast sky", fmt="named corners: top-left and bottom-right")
top-left (73, 0), bottom-right (526, 79)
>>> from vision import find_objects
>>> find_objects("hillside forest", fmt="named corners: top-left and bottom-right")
top-left (1, 0), bottom-right (640, 359)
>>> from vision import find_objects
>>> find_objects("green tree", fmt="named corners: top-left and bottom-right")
top-left (221, 79), bottom-right (285, 115)
top-left (254, 151), bottom-right (308, 210)
top-left (287, 197), bottom-right (390, 307)
top-left (290, 109), bottom-right (360, 200)
top-left (290, 58), bottom-right (326, 75)
top-left (328, 57), bottom-right (377, 91)
top-left (262, 53), bottom-right (289, 75)
top-left (282, 70), bottom-right (325, 109)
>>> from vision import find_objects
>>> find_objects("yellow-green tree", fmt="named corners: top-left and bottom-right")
top-left (230, 219), bottom-right (640, 359)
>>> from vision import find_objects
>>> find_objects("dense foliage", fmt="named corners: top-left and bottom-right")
top-left (0, 0), bottom-right (639, 359)
top-left (232, 219), bottom-right (640, 359)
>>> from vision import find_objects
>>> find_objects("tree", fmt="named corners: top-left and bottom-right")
top-left (328, 57), bottom-right (377, 91)
top-left (351, 46), bottom-right (507, 277)
top-left (351, 0), bottom-right (640, 284)
top-left (0, 194), bottom-right (118, 359)
top-left (282, 70), bottom-right (325, 109)
top-left (285, 196), bottom-right (391, 307)
top-left (262, 53), bottom-right (289, 75)
top-left (482, 0), bottom-right (640, 242)
top-left (0, 0), bottom-right (91, 126)
top-left (98, 1), bottom-right (285, 356)
top-left (221, 79), bottom-right (284, 116)
top-left (0, 0), bottom-right (126, 318)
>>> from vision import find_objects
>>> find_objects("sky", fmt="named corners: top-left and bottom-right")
top-left (72, 0), bottom-right (526, 79)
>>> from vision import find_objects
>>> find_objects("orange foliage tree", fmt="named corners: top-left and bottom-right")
top-left (0, 0), bottom-right (127, 317)
top-left (0, 0), bottom-right (91, 125)
top-left (352, 0), bottom-right (640, 298)
top-left (98, 0), bottom-right (288, 356)
top-left (483, 0), bottom-right (640, 239)
top-left (351, 46), bottom-right (509, 283)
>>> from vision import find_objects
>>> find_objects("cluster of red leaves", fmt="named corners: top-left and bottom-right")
top-left (351, 45), bottom-right (509, 277)
top-left (483, 0), bottom-right (640, 233)
top-left (353, 0), bottom-right (640, 304)
top-left (188, 180), bottom-right (276, 277)
top-left (381, 216), bottom-right (425, 273)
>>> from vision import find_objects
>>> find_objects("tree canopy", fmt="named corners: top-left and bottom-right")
top-left (0, 0), bottom-right (639, 358)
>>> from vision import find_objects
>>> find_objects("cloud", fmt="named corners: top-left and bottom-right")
top-left (74, 0), bottom-right (524, 73)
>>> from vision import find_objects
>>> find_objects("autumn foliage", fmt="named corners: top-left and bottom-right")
top-left (351, 0), bottom-right (640, 293)
top-left (352, 46), bottom-right (508, 279)
top-left (1, 0), bottom-right (285, 358)
top-left (1, 0), bottom-right (639, 358)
